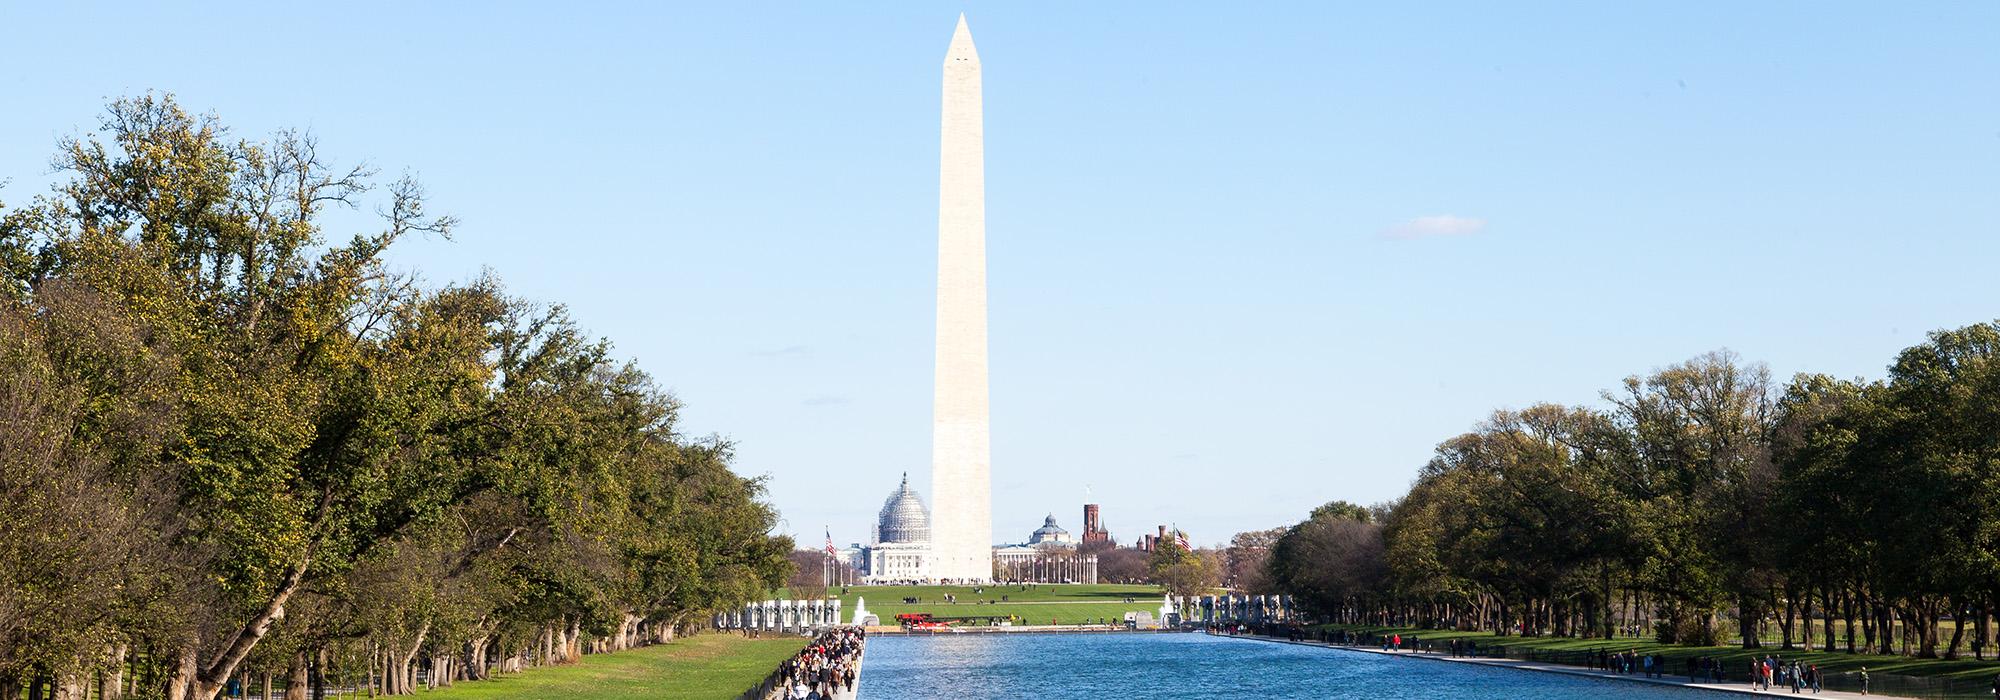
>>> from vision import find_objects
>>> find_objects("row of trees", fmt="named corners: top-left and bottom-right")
top-left (1263, 332), bottom-right (2000, 660)
top-left (0, 96), bottom-right (794, 699)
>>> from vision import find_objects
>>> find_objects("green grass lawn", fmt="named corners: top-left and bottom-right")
top-left (1312, 622), bottom-right (2000, 683)
top-left (416, 633), bottom-right (804, 700)
top-left (828, 583), bottom-right (1170, 625)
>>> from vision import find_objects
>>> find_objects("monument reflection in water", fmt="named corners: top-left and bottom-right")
top-left (860, 633), bottom-right (1733, 700)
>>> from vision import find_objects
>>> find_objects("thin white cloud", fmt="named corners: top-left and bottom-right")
top-left (802, 395), bottom-right (849, 407)
top-left (1383, 215), bottom-right (1487, 240)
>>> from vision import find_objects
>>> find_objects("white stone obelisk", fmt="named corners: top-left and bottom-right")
top-left (929, 14), bottom-right (993, 583)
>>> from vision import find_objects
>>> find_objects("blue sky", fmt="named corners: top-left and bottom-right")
top-left (3, 2), bottom-right (1997, 547)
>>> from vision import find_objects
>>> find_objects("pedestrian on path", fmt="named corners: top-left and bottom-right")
top-left (1860, 666), bottom-right (1869, 695)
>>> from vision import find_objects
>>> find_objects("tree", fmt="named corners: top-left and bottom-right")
top-left (0, 94), bottom-right (794, 698)
top-left (786, 551), bottom-right (833, 600)
top-left (1268, 507), bottom-right (1387, 622)
top-left (1606, 350), bottom-right (1774, 645)
top-left (1309, 500), bottom-right (1373, 523)
top-left (1869, 323), bottom-right (2000, 658)
top-left (1772, 373), bottom-right (1878, 653)
top-left (1095, 548), bottom-right (1150, 585)
top-left (1224, 528), bottom-right (1287, 593)
top-left (1147, 539), bottom-right (1217, 597)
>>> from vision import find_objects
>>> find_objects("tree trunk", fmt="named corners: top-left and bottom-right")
top-left (391, 620), bottom-right (431, 695)
top-left (1861, 597), bottom-right (1876, 653)
top-left (1781, 589), bottom-right (1798, 649)
top-left (165, 644), bottom-right (199, 700)
top-left (284, 653), bottom-right (308, 700)
top-left (1981, 605), bottom-right (1994, 661)
top-left (1945, 607), bottom-right (1966, 660)
top-left (1918, 605), bottom-right (1941, 658)
top-left (312, 647), bottom-right (326, 700)
top-left (1842, 589), bottom-right (1856, 653)
top-left (56, 673), bottom-right (85, 700)
top-left (465, 637), bottom-right (489, 681)
top-left (1802, 587), bottom-right (1816, 651)
top-left (1737, 597), bottom-right (1761, 649)
top-left (195, 561), bottom-right (309, 700)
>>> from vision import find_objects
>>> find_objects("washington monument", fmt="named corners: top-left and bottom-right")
top-left (928, 14), bottom-right (993, 582)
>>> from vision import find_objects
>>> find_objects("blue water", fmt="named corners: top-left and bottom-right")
top-left (859, 633), bottom-right (1734, 699)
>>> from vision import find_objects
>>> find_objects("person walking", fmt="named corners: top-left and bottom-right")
top-left (1859, 666), bottom-right (1870, 695)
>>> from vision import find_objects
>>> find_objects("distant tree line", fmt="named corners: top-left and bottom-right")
top-left (1261, 333), bottom-right (2000, 660)
top-left (0, 95), bottom-right (793, 700)
top-left (1076, 538), bottom-right (1224, 596)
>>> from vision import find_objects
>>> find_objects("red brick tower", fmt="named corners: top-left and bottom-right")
top-left (1082, 504), bottom-right (1108, 545)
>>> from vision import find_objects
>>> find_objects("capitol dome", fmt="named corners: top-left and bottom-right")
top-left (877, 473), bottom-right (930, 544)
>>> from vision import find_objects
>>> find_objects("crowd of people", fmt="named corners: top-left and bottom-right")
top-left (764, 627), bottom-right (865, 700)
top-left (1593, 649), bottom-right (1668, 677)
top-left (1745, 655), bottom-right (1826, 694)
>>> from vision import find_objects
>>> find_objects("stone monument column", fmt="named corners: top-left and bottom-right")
top-left (929, 13), bottom-right (994, 583)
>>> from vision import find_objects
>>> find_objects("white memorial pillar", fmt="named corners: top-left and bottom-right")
top-left (929, 13), bottom-right (994, 583)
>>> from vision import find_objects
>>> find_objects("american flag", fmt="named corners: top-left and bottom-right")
top-left (1174, 527), bottom-right (1190, 551)
top-left (824, 527), bottom-right (836, 556)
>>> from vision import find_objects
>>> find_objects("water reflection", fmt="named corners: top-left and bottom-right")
top-left (860, 632), bottom-right (1734, 699)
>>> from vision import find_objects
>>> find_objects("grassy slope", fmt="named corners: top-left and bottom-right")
top-left (416, 633), bottom-right (805, 700)
top-left (1313, 623), bottom-right (2000, 682)
top-left (829, 583), bottom-right (1169, 625)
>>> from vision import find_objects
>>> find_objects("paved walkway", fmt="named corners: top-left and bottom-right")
top-left (1221, 632), bottom-right (1917, 700)
top-left (828, 646), bottom-right (862, 700)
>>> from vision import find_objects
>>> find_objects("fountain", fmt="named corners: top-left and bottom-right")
top-left (852, 596), bottom-right (878, 626)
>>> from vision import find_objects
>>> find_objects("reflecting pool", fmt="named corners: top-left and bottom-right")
top-left (859, 632), bottom-right (1734, 699)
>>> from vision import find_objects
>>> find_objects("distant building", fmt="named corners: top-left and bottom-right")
top-left (1080, 504), bottom-right (1110, 545)
top-left (1135, 525), bottom-right (1187, 552)
top-left (833, 544), bottom-right (866, 572)
top-left (863, 473), bottom-right (932, 582)
top-left (1027, 513), bottom-right (1072, 545)
top-left (991, 513), bottom-right (1096, 583)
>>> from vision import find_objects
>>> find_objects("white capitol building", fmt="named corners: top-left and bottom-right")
top-left (856, 474), bottom-right (1097, 584)
top-left (863, 474), bottom-right (934, 581)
